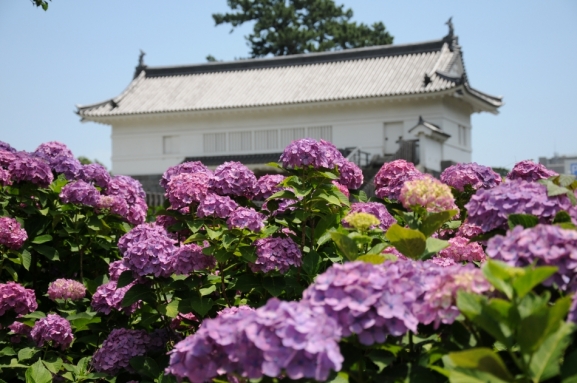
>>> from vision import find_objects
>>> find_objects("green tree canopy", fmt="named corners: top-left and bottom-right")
top-left (213, 0), bottom-right (394, 58)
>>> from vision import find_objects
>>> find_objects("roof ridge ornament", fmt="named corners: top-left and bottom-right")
top-left (443, 17), bottom-right (459, 52)
top-left (134, 49), bottom-right (147, 79)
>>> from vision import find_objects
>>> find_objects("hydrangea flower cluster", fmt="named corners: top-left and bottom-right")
top-left (91, 280), bottom-right (139, 315)
top-left (456, 220), bottom-right (484, 239)
top-left (0, 168), bottom-right (12, 186)
top-left (465, 180), bottom-right (572, 232)
top-left (97, 195), bottom-right (129, 217)
top-left (119, 223), bottom-right (176, 277)
top-left (343, 202), bottom-right (396, 231)
top-left (51, 156), bottom-right (82, 180)
top-left (30, 314), bottom-right (73, 350)
top-left (338, 160), bottom-right (364, 190)
top-left (486, 224), bottom-right (577, 291)
top-left (250, 237), bottom-right (302, 274)
top-left (0, 217), bottom-right (28, 249)
top-left (436, 237), bottom-right (486, 263)
top-left (440, 162), bottom-right (502, 191)
top-left (92, 328), bottom-right (150, 375)
top-left (47, 279), bottom-right (86, 301)
top-left (209, 161), bottom-right (257, 198)
top-left (197, 193), bottom-right (239, 219)
top-left (160, 161), bottom-right (211, 189)
top-left (0, 282), bottom-right (37, 316)
top-left (59, 181), bottom-right (100, 207)
top-left (400, 176), bottom-right (458, 213)
top-left (0, 141), bottom-right (16, 153)
top-left (172, 243), bottom-right (216, 275)
top-left (170, 312), bottom-right (199, 330)
top-left (507, 160), bottom-right (557, 182)
top-left (166, 172), bottom-right (211, 210)
top-left (227, 207), bottom-right (265, 232)
top-left (252, 174), bottom-right (285, 200)
top-left (279, 138), bottom-right (344, 170)
top-left (8, 321), bottom-right (32, 343)
top-left (33, 141), bottom-right (74, 162)
top-left (79, 163), bottom-right (110, 188)
top-left (8, 152), bottom-right (54, 187)
top-left (332, 181), bottom-right (350, 198)
top-left (343, 212), bottom-right (380, 232)
top-left (374, 160), bottom-right (425, 200)
top-left (167, 299), bottom-right (342, 383)
top-left (106, 175), bottom-right (147, 225)
top-left (108, 260), bottom-right (131, 281)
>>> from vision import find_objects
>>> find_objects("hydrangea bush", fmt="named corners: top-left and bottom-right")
top-left (1, 138), bottom-right (577, 383)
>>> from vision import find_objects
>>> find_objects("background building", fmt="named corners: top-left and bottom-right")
top-left (539, 155), bottom-right (577, 176)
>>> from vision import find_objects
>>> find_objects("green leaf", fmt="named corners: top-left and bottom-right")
top-left (330, 232), bottom-right (358, 260)
top-left (367, 350), bottom-right (394, 373)
top-left (179, 296), bottom-right (214, 317)
top-left (158, 300), bottom-right (180, 318)
top-left (116, 270), bottom-right (134, 288)
top-left (20, 250), bottom-right (32, 271)
top-left (262, 277), bottom-right (286, 297)
top-left (326, 372), bottom-right (349, 383)
top-left (368, 242), bottom-right (388, 254)
top-left (356, 254), bottom-right (388, 265)
top-left (385, 224), bottom-right (426, 259)
top-left (302, 250), bottom-right (320, 276)
top-left (33, 244), bottom-right (59, 261)
top-left (233, 274), bottom-right (261, 292)
top-left (205, 226), bottom-right (223, 240)
top-left (447, 348), bottom-right (513, 382)
top-left (31, 234), bottom-right (52, 244)
top-left (199, 285), bottom-right (217, 296)
top-left (121, 284), bottom-right (155, 307)
top-left (18, 347), bottom-right (39, 362)
top-left (421, 237), bottom-right (449, 259)
top-left (25, 360), bottom-right (52, 383)
top-left (512, 266), bottom-right (557, 298)
top-left (554, 210), bottom-right (573, 224)
top-left (22, 311), bottom-right (46, 320)
top-left (529, 322), bottom-right (575, 381)
top-left (482, 260), bottom-right (516, 299)
top-left (445, 220), bottom-right (462, 229)
top-left (130, 356), bottom-right (160, 379)
top-left (268, 190), bottom-right (298, 200)
top-left (238, 246), bottom-right (257, 263)
top-left (0, 346), bottom-right (16, 357)
top-left (507, 214), bottom-right (539, 229)
top-left (42, 356), bottom-right (63, 374)
top-left (561, 349), bottom-right (577, 382)
top-left (456, 292), bottom-right (511, 347)
top-left (420, 210), bottom-right (458, 237)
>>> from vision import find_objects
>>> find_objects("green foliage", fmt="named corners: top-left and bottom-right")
top-left (213, 0), bottom-right (394, 57)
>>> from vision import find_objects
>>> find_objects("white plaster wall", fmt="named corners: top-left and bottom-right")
top-left (418, 136), bottom-right (443, 172)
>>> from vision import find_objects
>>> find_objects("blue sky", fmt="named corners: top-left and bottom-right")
top-left (1, 0), bottom-right (576, 170)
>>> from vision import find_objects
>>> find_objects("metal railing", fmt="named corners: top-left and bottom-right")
top-left (345, 147), bottom-right (371, 167)
top-left (146, 192), bottom-right (165, 207)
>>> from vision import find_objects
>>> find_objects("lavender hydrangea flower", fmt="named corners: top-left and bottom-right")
top-left (8, 321), bottom-right (32, 343)
top-left (52, 155), bottom-right (82, 180)
top-left (227, 207), bottom-right (265, 232)
top-left (166, 172), bottom-right (211, 209)
top-left (507, 160), bottom-right (557, 182)
top-left (160, 161), bottom-right (211, 189)
top-left (8, 152), bottom-right (53, 187)
top-left (79, 163), bottom-right (110, 188)
top-left (0, 217), bottom-right (28, 250)
top-left (0, 141), bottom-right (16, 153)
top-left (105, 175), bottom-right (147, 225)
top-left (91, 280), bottom-right (139, 315)
top-left (400, 176), bottom-right (458, 213)
top-left (30, 314), bottom-right (73, 350)
top-left (209, 161), bottom-right (257, 198)
top-left (486, 224), bottom-right (577, 291)
top-left (279, 138), bottom-right (344, 170)
top-left (430, 256), bottom-right (457, 267)
top-left (338, 160), bottom-right (363, 190)
top-left (47, 279), bottom-right (86, 301)
top-left (108, 260), bottom-right (131, 281)
top-left (172, 243), bottom-right (216, 275)
top-left (0, 149), bottom-right (17, 168)
top-left (33, 141), bottom-right (74, 162)
top-left (250, 237), bottom-right (302, 274)
top-left (252, 174), bottom-right (285, 200)
top-left (374, 160), bottom-right (425, 200)
top-left (97, 195), bottom-right (129, 217)
top-left (59, 180), bottom-right (100, 207)
top-left (343, 202), bottom-right (396, 231)
top-left (197, 193), bottom-right (239, 219)
top-left (440, 162), bottom-right (502, 191)
top-left (465, 180), bottom-right (572, 232)
top-left (0, 282), bottom-right (37, 316)
top-left (92, 328), bottom-right (150, 375)
top-left (0, 168), bottom-right (11, 186)
top-left (437, 237), bottom-right (486, 263)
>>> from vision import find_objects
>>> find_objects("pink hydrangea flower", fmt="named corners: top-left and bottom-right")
top-left (437, 237), bottom-right (486, 263)
top-left (0, 217), bottom-right (27, 250)
top-left (0, 282), bottom-right (37, 316)
top-left (507, 160), bottom-right (557, 182)
top-left (374, 160), bottom-right (425, 200)
top-left (47, 279), bottom-right (86, 301)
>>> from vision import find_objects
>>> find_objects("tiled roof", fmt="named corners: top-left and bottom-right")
top-left (77, 36), bottom-right (502, 118)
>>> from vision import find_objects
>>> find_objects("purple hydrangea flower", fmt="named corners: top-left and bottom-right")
top-left (119, 223), bottom-right (176, 277)
top-left (0, 168), bottom-right (11, 186)
top-left (440, 162), bottom-right (502, 191)
top-left (0, 141), bottom-right (16, 153)
top-left (51, 155), bottom-right (82, 180)
top-left (97, 195), bottom-right (129, 217)
top-left (437, 237), bottom-right (486, 263)
top-left (79, 163), bottom-right (110, 189)
top-left (92, 328), bottom-right (150, 375)
top-left (105, 175), bottom-right (147, 225)
top-left (374, 160), bottom-right (425, 200)
top-left (430, 256), bottom-right (457, 267)
top-left (0, 217), bottom-right (28, 250)
top-left (507, 160), bottom-right (557, 182)
top-left (91, 280), bottom-right (139, 315)
top-left (166, 172), bottom-right (211, 209)
top-left (172, 243), bottom-right (216, 275)
top-left (250, 237), bottom-right (302, 274)
top-left (108, 260), bottom-right (131, 281)
top-left (30, 314), bottom-right (73, 350)
top-left (456, 220), bottom-right (484, 239)
top-left (8, 152), bottom-right (53, 187)
top-left (59, 180), bottom-right (100, 207)
top-left (343, 202), bottom-right (396, 231)
top-left (400, 176), bottom-right (458, 213)
top-left (160, 161), bottom-right (211, 190)
top-left (338, 160), bottom-right (364, 190)
top-left (227, 207), bottom-right (265, 232)
top-left (197, 193), bottom-right (239, 219)
top-left (209, 161), bottom-right (257, 198)
top-left (0, 150), bottom-right (17, 168)
top-left (252, 174), bottom-right (285, 200)
top-left (33, 141), bottom-right (74, 162)
top-left (0, 282), bottom-right (37, 316)
top-left (486, 224), bottom-right (577, 291)
top-left (279, 138), bottom-right (344, 170)
top-left (465, 180), bottom-right (572, 232)
top-left (8, 321), bottom-right (32, 343)
top-left (47, 279), bottom-right (86, 301)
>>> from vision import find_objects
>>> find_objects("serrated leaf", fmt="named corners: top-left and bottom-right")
top-left (330, 232), bottom-right (358, 260)
top-left (121, 284), bottom-right (155, 307)
top-left (385, 224), bottom-right (426, 259)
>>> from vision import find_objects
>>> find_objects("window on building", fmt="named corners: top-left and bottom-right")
top-left (307, 126), bottom-right (333, 142)
top-left (203, 133), bottom-right (226, 153)
top-left (280, 127), bottom-right (306, 147)
top-left (229, 131), bottom-right (252, 152)
top-left (458, 125), bottom-right (468, 146)
top-left (163, 135), bottom-right (180, 154)
top-left (255, 129), bottom-right (278, 150)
